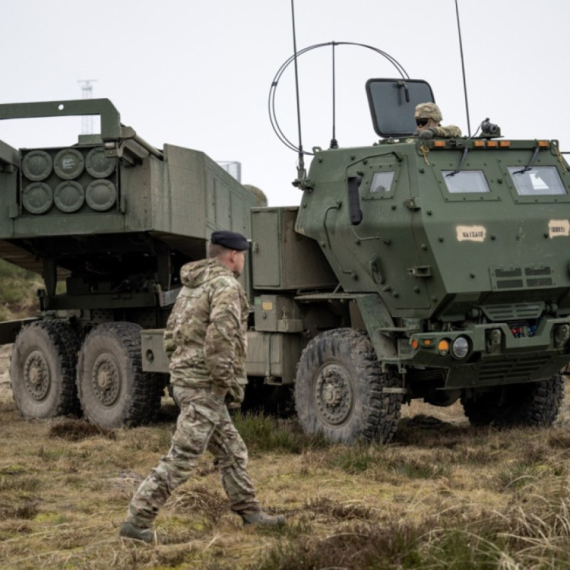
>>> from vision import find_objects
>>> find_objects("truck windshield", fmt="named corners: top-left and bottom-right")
top-left (507, 166), bottom-right (566, 196)
top-left (441, 170), bottom-right (490, 193)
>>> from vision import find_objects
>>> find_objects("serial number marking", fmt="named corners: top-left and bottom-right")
top-left (456, 225), bottom-right (486, 242)
top-left (548, 220), bottom-right (570, 238)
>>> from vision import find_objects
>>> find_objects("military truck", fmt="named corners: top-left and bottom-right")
top-left (143, 78), bottom-right (570, 444)
top-left (0, 98), bottom-right (261, 428)
top-left (3, 79), bottom-right (570, 445)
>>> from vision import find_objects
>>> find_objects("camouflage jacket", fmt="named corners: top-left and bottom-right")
top-left (163, 258), bottom-right (249, 392)
top-left (431, 124), bottom-right (462, 137)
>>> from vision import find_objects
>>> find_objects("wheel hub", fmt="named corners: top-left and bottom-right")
top-left (24, 351), bottom-right (50, 400)
top-left (91, 354), bottom-right (120, 406)
top-left (314, 363), bottom-right (354, 426)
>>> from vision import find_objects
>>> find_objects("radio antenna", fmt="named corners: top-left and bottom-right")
top-left (290, 0), bottom-right (306, 186)
top-left (454, 0), bottom-right (472, 136)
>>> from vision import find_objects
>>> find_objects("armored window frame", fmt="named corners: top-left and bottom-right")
top-left (441, 170), bottom-right (490, 194)
top-left (361, 163), bottom-right (400, 201)
top-left (507, 166), bottom-right (566, 197)
top-left (366, 79), bottom-right (435, 138)
top-left (369, 171), bottom-right (395, 194)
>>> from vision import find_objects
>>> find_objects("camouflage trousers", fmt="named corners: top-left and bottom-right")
top-left (126, 385), bottom-right (260, 528)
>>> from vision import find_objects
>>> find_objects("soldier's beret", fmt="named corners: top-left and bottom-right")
top-left (210, 230), bottom-right (249, 251)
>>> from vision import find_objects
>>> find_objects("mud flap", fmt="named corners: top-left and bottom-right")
top-left (355, 295), bottom-right (397, 361)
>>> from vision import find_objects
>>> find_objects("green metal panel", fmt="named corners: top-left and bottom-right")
top-left (252, 209), bottom-right (281, 287)
top-left (141, 327), bottom-right (302, 385)
top-left (141, 329), bottom-right (170, 374)
top-left (253, 295), bottom-right (303, 332)
top-left (244, 331), bottom-right (302, 384)
top-left (252, 206), bottom-right (338, 290)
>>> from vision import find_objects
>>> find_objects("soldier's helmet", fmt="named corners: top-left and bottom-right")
top-left (415, 102), bottom-right (443, 123)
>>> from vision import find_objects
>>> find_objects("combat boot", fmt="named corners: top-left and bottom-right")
top-left (119, 521), bottom-right (154, 543)
top-left (240, 510), bottom-right (286, 527)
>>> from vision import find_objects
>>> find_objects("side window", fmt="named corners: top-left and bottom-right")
top-left (441, 170), bottom-right (490, 194)
top-left (507, 166), bottom-right (566, 196)
top-left (370, 171), bottom-right (395, 194)
top-left (349, 155), bottom-right (401, 201)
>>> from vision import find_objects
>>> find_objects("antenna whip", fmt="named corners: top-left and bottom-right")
top-left (455, 0), bottom-right (472, 136)
top-left (290, 0), bottom-right (306, 183)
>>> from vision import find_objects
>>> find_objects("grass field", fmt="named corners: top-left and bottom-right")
top-left (2, 343), bottom-right (570, 569)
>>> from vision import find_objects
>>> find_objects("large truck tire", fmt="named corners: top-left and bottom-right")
top-left (76, 322), bottom-right (162, 428)
top-left (462, 374), bottom-right (564, 428)
top-left (11, 320), bottom-right (80, 419)
top-left (295, 328), bottom-right (402, 444)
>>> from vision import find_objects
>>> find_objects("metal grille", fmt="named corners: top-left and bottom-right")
top-left (496, 268), bottom-right (522, 278)
top-left (525, 267), bottom-right (551, 276)
top-left (492, 266), bottom-right (554, 290)
top-left (479, 356), bottom-right (551, 382)
top-left (398, 338), bottom-right (413, 357)
top-left (481, 303), bottom-right (543, 321)
top-left (496, 279), bottom-right (524, 289)
top-left (527, 278), bottom-right (553, 287)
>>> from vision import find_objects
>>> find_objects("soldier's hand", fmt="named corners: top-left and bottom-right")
top-left (418, 128), bottom-right (435, 140)
top-left (226, 383), bottom-right (245, 406)
top-left (210, 385), bottom-right (228, 405)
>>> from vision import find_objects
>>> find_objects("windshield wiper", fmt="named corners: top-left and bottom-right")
top-left (446, 146), bottom-right (469, 177)
top-left (513, 146), bottom-right (540, 175)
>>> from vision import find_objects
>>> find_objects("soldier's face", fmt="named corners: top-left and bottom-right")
top-left (232, 250), bottom-right (246, 276)
top-left (416, 117), bottom-right (438, 131)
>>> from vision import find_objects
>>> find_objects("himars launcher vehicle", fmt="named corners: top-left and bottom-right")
top-left (2, 78), bottom-right (570, 444)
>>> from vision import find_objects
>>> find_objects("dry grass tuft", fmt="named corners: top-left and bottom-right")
top-left (0, 500), bottom-right (39, 520)
top-left (2, 367), bottom-right (570, 568)
top-left (168, 485), bottom-right (229, 524)
top-left (305, 496), bottom-right (375, 521)
top-left (48, 418), bottom-right (117, 442)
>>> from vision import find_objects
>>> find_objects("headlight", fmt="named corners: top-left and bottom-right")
top-left (452, 336), bottom-right (469, 359)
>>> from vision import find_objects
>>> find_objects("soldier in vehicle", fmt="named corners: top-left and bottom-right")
top-left (414, 102), bottom-right (462, 139)
top-left (119, 230), bottom-right (285, 543)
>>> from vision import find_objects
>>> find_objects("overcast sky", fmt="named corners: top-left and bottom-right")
top-left (1, 0), bottom-right (569, 206)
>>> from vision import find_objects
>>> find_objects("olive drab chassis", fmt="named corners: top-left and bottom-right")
top-left (0, 98), bottom-right (260, 427)
top-left (147, 78), bottom-right (570, 443)
top-left (242, 77), bottom-right (570, 442)
top-left (3, 81), bottom-right (570, 443)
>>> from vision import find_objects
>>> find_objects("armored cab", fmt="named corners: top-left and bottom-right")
top-left (283, 78), bottom-right (570, 442)
top-left (0, 99), bottom-right (260, 426)
top-left (224, 78), bottom-right (569, 444)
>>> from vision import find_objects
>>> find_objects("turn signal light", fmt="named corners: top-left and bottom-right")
top-left (411, 339), bottom-right (419, 350)
top-left (438, 339), bottom-right (450, 356)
